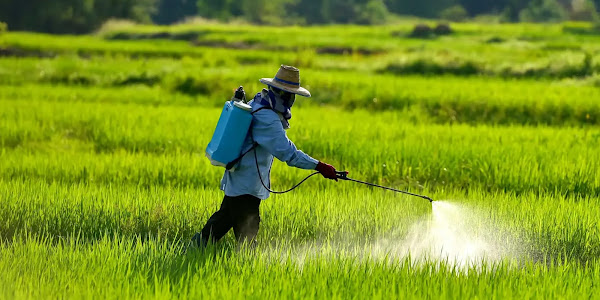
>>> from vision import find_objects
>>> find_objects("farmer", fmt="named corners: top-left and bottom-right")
top-left (191, 65), bottom-right (342, 247)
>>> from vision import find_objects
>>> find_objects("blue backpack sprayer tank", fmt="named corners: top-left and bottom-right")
top-left (205, 86), bottom-right (433, 203)
top-left (205, 87), bottom-right (253, 170)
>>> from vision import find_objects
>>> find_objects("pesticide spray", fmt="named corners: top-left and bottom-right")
top-left (404, 201), bottom-right (503, 266)
top-left (365, 199), bottom-right (525, 271)
top-left (205, 86), bottom-right (519, 267)
top-left (333, 173), bottom-right (516, 267)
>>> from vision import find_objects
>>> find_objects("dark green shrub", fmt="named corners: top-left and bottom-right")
top-left (105, 30), bottom-right (200, 41)
top-left (410, 24), bottom-right (433, 38)
top-left (147, 32), bottom-right (171, 39)
top-left (570, 0), bottom-right (599, 22)
top-left (486, 36), bottom-right (505, 43)
top-left (519, 0), bottom-right (567, 23)
top-left (562, 22), bottom-right (600, 35)
top-left (381, 59), bottom-right (480, 76)
top-left (43, 73), bottom-right (99, 85)
top-left (171, 31), bottom-right (200, 41)
top-left (357, 0), bottom-right (389, 25)
top-left (440, 5), bottom-right (468, 22)
top-left (434, 23), bottom-right (453, 35)
top-left (172, 76), bottom-right (211, 95)
top-left (115, 72), bottom-right (161, 86)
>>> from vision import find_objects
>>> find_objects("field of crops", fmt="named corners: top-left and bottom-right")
top-left (1, 21), bottom-right (599, 298)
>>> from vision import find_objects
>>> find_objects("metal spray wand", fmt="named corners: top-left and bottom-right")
top-left (336, 171), bottom-right (434, 203)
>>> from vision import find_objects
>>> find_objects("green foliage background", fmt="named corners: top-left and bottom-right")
top-left (1, 0), bottom-right (600, 33)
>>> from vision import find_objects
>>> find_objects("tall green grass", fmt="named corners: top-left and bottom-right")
top-left (1, 182), bottom-right (599, 298)
top-left (1, 99), bottom-right (599, 195)
top-left (2, 22), bottom-right (600, 298)
top-left (2, 235), bottom-right (598, 299)
top-left (4, 23), bottom-right (600, 79)
top-left (2, 56), bottom-right (599, 125)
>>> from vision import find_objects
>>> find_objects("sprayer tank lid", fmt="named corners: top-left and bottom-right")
top-left (233, 101), bottom-right (252, 112)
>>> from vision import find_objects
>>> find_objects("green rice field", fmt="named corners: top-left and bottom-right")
top-left (1, 21), bottom-right (599, 298)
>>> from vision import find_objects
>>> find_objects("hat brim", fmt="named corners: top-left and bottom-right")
top-left (260, 78), bottom-right (311, 97)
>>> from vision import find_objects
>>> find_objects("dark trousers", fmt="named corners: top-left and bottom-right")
top-left (200, 194), bottom-right (261, 244)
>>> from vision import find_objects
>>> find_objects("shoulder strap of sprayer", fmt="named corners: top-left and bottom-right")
top-left (225, 104), bottom-right (321, 194)
top-left (224, 106), bottom-right (271, 170)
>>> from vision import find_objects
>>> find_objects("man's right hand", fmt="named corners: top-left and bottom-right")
top-left (316, 161), bottom-right (338, 181)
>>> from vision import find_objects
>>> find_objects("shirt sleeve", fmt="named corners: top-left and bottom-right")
top-left (251, 110), bottom-right (319, 170)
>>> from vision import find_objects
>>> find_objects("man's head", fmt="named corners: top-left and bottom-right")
top-left (268, 85), bottom-right (295, 108)
top-left (259, 65), bottom-right (311, 98)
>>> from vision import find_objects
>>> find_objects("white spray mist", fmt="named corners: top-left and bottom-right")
top-left (373, 200), bottom-right (519, 269)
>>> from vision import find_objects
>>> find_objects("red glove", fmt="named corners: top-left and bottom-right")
top-left (316, 161), bottom-right (338, 181)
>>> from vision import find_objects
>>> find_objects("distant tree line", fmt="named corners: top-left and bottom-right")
top-left (0, 0), bottom-right (157, 33)
top-left (0, 0), bottom-right (598, 33)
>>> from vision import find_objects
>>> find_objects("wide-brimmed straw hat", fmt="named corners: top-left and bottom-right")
top-left (259, 65), bottom-right (311, 97)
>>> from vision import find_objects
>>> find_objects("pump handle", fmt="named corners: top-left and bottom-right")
top-left (233, 86), bottom-right (246, 102)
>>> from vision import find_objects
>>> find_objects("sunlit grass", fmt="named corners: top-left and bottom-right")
top-left (0, 182), bottom-right (598, 298)
top-left (1, 22), bottom-right (600, 298)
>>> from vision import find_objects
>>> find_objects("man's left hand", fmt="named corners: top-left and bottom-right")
top-left (316, 161), bottom-right (338, 181)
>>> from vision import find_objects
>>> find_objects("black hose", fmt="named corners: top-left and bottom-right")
top-left (253, 147), bottom-right (321, 194)
top-left (249, 141), bottom-right (433, 202)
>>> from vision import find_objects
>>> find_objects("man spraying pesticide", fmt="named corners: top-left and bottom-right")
top-left (191, 65), bottom-right (433, 248)
top-left (191, 65), bottom-right (341, 248)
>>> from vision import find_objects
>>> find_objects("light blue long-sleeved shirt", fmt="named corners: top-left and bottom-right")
top-left (220, 95), bottom-right (319, 200)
